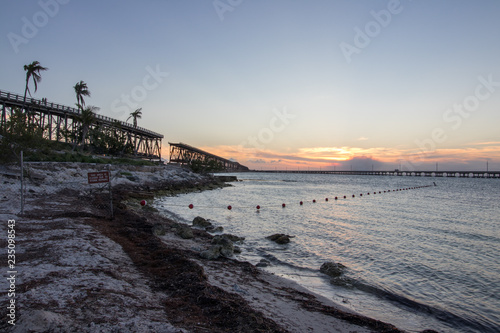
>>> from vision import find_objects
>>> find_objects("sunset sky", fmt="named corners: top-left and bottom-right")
top-left (1, 1), bottom-right (499, 171)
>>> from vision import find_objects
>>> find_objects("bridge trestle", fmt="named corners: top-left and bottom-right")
top-left (169, 142), bottom-right (248, 172)
top-left (0, 90), bottom-right (163, 160)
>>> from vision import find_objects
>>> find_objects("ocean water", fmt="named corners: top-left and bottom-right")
top-left (155, 173), bottom-right (500, 333)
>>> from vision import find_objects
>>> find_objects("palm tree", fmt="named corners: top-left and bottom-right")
top-left (127, 108), bottom-right (142, 128)
top-left (72, 105), bottom-right (99, 151)
top-left (74, 80), bottom-right (91, 110)
top-left (23, 61), bottom-right (48, 103)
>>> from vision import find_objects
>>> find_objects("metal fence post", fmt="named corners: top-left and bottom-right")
top-left (108, 165), bottom-right (113, 219)
top-left (20, 150), bottom-right (24, 215)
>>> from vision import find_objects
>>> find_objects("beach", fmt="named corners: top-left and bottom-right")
top-left (0, 162), bottom-right (412, 332)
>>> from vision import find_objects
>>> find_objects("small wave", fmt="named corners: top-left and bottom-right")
top-left (256, 247), bottom-right (498, 333)
top-left (255, 249), bottom-right (317, 273)
top-left (349, 280), bottom-right (499, 333)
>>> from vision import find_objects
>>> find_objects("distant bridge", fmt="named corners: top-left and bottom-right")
top-left (169, 142), bottom-right (249, 171)
top-left (0, 90), bottom-right (163, 159)
top-left (253, 170), bottom-right (500, 178)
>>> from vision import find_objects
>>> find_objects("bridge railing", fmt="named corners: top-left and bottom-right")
top-left (0, 89), bottom-right (163, 138)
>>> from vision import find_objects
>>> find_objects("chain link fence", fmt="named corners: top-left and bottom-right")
top-left (1, 152), bottom-right (114, 218)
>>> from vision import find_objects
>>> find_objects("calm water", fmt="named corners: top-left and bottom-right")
top-left (155, 173), bottom-right (500, 333)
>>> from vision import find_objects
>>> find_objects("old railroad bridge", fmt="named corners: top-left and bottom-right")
top-left (169, 142), bottom-right (249, 171)
top-left (1, 89), bottom-right (164, 159)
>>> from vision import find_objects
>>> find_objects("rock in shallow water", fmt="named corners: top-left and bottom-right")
top-left (211, 235), bottom-right (235, 257)
top-left (200, 234), bottom-right (244, 260)
top-left (329, 275), bottom-right (354, 288)
top-left (266, 233), bottom-right (295, 244)
top-left (192, 216), bottom-right (212, 228)
top-left (256, 259), bottom-right (271, 267)
top-left (205, 225), bottom-right (224, 233)
top-left (220, 234), bottom-right (245, 242)
top-left (320, 262), bottom-right (346, 277)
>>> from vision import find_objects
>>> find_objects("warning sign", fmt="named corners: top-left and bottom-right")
top-left (88, 171), bottom-right (110, 184)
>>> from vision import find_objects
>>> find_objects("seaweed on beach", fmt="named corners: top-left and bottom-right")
top-left (86, 188), bottom-right (288, 333)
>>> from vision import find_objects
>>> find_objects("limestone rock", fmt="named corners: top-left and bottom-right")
top-left (206, 225), bottom-right (224, 233)
top-left (329, 276), bottom-right (354, 288)
top-left (211, 235), bottom-right (234, 257)
top-left (221, 234), bottom-right (245, 243)
top-left (256, 259), bottom-right (270, 267)
top-left (200, 245), bottom-right (222, 260)
top-left (214, 175), bottom-right (238, 182)
top-left (193, 216), bottom-right (212, 228)
top-left (176, 226), bottom-right (194, 239)
top-left (266, 233), bottom-right (294, 244)
top-left (320, 262), bottom-right (346, 277)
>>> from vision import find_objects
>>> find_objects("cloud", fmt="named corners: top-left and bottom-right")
top-left (335, 156), bottom-right (387, 171)
top-left (473, 141), bottom-right (500, 146)
top-left (247, 159), bottom-right (266, 164)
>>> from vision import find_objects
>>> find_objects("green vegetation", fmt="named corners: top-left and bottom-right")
top-left (188, 158), bottom-right (224, 173)
top-left (22, 150), bottom-right (158, 166)
top-left (0, 108), bottom-right (154, 166)
top-left (0, 108), bottom-right (44, 163)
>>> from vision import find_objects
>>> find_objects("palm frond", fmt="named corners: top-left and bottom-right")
top-left (23, 61), bottom-right (48, 97)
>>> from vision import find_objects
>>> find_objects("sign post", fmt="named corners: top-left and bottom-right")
top-left (87, 171), bottom-right (110, 184)
top-left (87, 169), bottom-right (113, 218)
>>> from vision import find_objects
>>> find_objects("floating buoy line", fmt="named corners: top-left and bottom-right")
top-left (154, 184), bottom-right (435, 211)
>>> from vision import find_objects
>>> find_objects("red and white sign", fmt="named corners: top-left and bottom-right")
top-left (88, 171), bottom-right (110, 184)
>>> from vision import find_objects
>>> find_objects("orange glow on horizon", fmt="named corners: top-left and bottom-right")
top-left (162, 142), bottom-right (500, 171)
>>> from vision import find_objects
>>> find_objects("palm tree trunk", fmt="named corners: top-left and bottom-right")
top-left (80, 127), bottom-right (88, 151)
top-left (23, 78), bottom-right (30, 124)
top-left (23, 86), bottom-right (28, 105)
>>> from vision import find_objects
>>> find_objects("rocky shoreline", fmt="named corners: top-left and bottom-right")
top-left (0, 163), bottom-right (422, 332)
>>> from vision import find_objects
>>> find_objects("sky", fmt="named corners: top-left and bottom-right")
top-left (1, 0), bottom-right (499, 171)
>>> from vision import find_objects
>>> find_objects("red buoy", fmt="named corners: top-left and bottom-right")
top-left (352, 195), bottom-right (355, 198)
top-left (140, 200), bottom-right (147, 206)
top-left (188, 204), bottom-right (194, 209)
top-left (325, 198), bottom-right (329, 201)
top-left (227, 205), bottom-right (232, 210)
top-left (313, 199), bottom-right (316, 203)
top-left (344, 196), bottom-right (346, 199)
top-left (335, 197), bottom-right (338, 200)
top-left (282, 203), bottom-right (286, 208)
top-left (299, 201), bottom-right (303, 205)
top-left (256, 205), bottom-right (261, 210)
